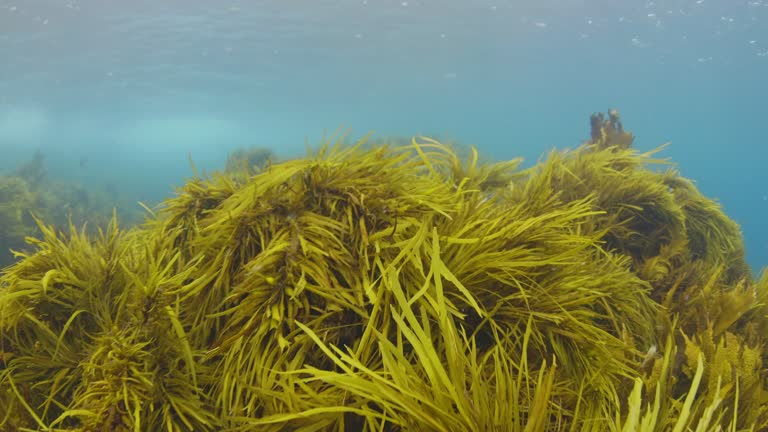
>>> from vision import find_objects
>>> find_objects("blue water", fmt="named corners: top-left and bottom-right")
top-left (1, 0), bottom-right (767, 271)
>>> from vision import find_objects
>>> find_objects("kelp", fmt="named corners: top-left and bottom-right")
top-left (0, 216), bottom-right (213, 431)
top-left (1, 113), bottom-right (766, 431)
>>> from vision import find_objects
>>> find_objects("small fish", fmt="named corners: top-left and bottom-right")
top-left (79, 156), bottom-right (88, 169)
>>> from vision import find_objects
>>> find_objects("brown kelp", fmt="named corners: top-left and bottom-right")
top-left (1, 114), bottom-right (766, 431)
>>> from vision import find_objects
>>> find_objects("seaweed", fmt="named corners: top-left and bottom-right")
top-left (0, 152), bottom-right (145, 269)
top-left (0, 175), bottom-right (38, 266)
top-left (1, 114), bottom-right (766, 431)
top-left (224, 146), bottom-right (276, 184)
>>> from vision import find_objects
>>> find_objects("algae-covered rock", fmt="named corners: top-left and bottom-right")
top-left (1, 114), bottom-right (766, 431)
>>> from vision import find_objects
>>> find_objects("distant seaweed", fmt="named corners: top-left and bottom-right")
top-left (0, 151), bottom-right (146, 268)
top-left (224, 145), bottom-right (275, 183)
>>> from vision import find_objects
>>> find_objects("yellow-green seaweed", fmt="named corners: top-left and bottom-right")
top-left (1, 113), bottom-right (766, 431)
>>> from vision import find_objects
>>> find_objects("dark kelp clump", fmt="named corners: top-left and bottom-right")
top-left (1, 114), bottom-right (766, 431)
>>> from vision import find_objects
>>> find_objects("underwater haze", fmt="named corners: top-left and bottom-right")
top-left (1, 0), bottom-right (767, 271)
